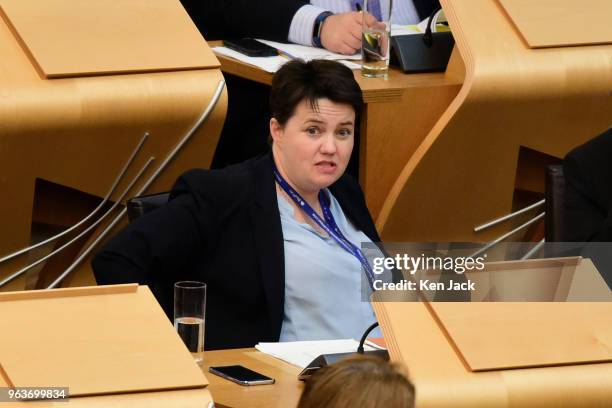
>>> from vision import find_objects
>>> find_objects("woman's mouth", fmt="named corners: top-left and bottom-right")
top-left (315, 161), bottom-right (337, 174)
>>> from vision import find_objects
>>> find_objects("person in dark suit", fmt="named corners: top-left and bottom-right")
top-left (180, 0), bottom-right (440, 54)
top-left (179, 0), bottom-right (307, 42)
top-left (564, 128), bottom-right (612, 242)
top-left (293, 0), bottom-right (441, 55)
top-left (563, 128), bottom-right (612, 288)
top-left (93, 60), bottom-right (383, 350)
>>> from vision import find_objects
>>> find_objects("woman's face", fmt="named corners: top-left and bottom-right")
top-left (270, 98), bottom-right (355, 196)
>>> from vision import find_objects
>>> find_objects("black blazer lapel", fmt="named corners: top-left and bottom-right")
top-left (248, 154), bottom-right (285, 340)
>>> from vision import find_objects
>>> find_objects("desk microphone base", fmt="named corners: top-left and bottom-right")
top-left (297, 349), bottom-right (389, 381)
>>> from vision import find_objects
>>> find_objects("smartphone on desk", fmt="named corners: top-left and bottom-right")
top-left (223, 38), bottom-right (278, 57)
top-left (209, 365), bottom-right (275, 386)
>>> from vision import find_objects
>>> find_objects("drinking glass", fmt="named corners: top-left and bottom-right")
top-left (174, 281), bottom-right (206, 365)
top-left (361, 0), bottom-right (392, 78)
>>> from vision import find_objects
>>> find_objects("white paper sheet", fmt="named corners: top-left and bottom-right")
top-left (213, 46), bottom-right (361, 73)
top-left (391, 24), bottom-right (421, 36)
top-left (256, 39), bottom-right (361, 61)
top-left (255, 339), bottom-right (377, 368)
top-left (212, 46), bottom-right (287, 73)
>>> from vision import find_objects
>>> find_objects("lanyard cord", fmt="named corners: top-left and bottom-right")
top-left (272, 163), bottom-right (376, 290)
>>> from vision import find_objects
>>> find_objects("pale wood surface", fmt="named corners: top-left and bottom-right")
top-left (432, 302), bottom-right (612, 371)
top-left (428, 259), bottom-right (612, 372)
top-left (209, 41), bottom-right (460, 103)
top-left (373, 298), bottom-right (612, 407)
top-left (0, 377), bottom-right (213, 408)
top-left (0, 348), bottom-right (299, 408)
top-left (460, 257), bottom-right (612, 303)
top-left (377, 0), bottom-right (612, 242)
top-left (0, 0), bottom-right (218, 78)
top-left (209, 41), bottom-right (462, 218)
top-left (0, 6), bottom-right (227, 291)
top-left (360, 81), bottom-right (460, 216)
top-left (0, 285), bottom-right (207, 396)
top-left (202, 348), bottom-right (304, 408)
top-left (498, 0), bottom-right (612, 48)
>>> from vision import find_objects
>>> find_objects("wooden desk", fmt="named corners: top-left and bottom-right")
top-left (202, 348), bottom-right (303, 408)
top-left (0, 348), bottom-right (292, 407)
top-left (0, 3), bottom-right (227, 291)
top-left (210, 41), bottom-right (463, 219)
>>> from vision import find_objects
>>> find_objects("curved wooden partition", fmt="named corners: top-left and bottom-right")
top-left (377, 0), bottom-right (612, 242)
top-left (0, 1), bottom-right (227, 291)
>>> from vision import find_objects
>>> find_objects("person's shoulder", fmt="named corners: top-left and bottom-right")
top-left (565, 128), bottom-right (612, 165)
top-left (172, 155), bottom-right (268, 202)
top-left (564, 129), bottom-right (612, 207)
top-left (178, 159), bottom-right (256, 186)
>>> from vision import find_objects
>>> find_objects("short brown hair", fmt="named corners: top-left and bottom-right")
top-left (297, 355), bottom-right (415, 408)
top-left (269, 59), bottom-right (363, 126)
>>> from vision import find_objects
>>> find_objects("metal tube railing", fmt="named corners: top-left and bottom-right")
top-left (47, 79), bottom-right (226, 289)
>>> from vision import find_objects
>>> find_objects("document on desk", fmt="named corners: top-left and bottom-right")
top-left (391, 8), bottom-right (449, 36)
top-left (213, 46), bottom-right (361, 73)
top-left (256, 40), bottom-right (361, 62)
top-left (391, 24), bottom-right (421, 36)
top-left (212, 46), bottom-right (287, 73)
top-left (256, 339), bottom-right (380, 368)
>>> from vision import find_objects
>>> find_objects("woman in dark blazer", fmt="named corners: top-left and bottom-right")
top-left (93, 60), bottom-right (382, 350)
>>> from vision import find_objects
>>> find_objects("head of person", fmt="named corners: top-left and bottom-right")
top-left (269, 60), bottom-right (363, 199)
top-left (297, 355), bottom-right (415, 408)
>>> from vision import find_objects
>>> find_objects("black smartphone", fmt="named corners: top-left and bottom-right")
top-left (223, 38), bottom-right (277, 57)
top-left (209, 365), bottom-right (275, 386)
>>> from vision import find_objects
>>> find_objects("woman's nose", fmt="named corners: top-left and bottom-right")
top-left (320, 133), bottom-right (337, 154)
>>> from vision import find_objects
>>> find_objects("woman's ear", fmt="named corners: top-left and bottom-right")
top-left (269, 118), bottom-right (283, 144)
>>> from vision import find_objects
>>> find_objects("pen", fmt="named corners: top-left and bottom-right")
top-left (278, 49), bottom-right (298, 60)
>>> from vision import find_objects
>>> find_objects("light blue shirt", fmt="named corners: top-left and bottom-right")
top-left (278, 189), bottom-right (381, 341)
top-left (288, 1), bottom-right (421, 47)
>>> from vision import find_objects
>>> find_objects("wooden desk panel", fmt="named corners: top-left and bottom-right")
top-left (0, 285), bottom-right (207, 396)
top-left (0, 12), bottom-right (227, 291)
top-left (0, 285), bottom-right (213, 407)
top-left (373, 300), bottom-right (612, 407)
top-left (0, 348), bottom-right (298, 407)
top-left (202, 348), bottom-right (303, 408)
top-left (0, 0), bottom-right (218, 78)
top-left (377, 0), bottom-right (612, 243)
top-left (0, 376), bottom-right (213, 407)
top-left (498, 0), bottom-right (612, 48)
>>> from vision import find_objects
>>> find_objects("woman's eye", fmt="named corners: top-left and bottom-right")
top-left (338, 128), bottom-right (353, 137)
top-left (306, 127), bottom-right (320, 135)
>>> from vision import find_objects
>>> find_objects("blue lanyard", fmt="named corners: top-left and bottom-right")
top-left (272, 164), bottom-right (376, 290)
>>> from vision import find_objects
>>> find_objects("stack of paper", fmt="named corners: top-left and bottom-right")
top-left (213, 39), bottom-right (362, 73)
top-left (256, 40), bottom-right (360, 62)
top-left (392, 9), bottom-right (449, 36)
top-left (255, 339), bottom-right (378, 368)
top-left (212, 46), bottom-right (287, 73)
top-left (391, 24), bottom-right (421, 36)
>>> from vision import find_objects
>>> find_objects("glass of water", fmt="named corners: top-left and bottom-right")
top-left (361, 0), bottom-right (392, 78)
top-left (174, 281), bottom-right (206, 365)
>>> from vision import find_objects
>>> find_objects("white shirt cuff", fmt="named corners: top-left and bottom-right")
top-left (288, 5), bottom-right (329, 47)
